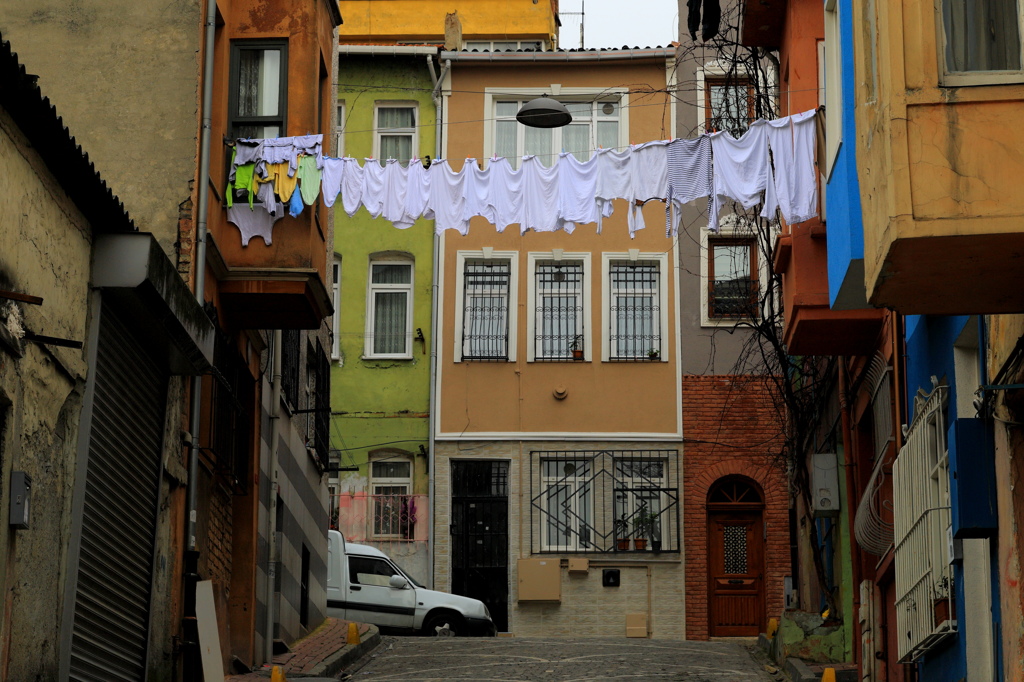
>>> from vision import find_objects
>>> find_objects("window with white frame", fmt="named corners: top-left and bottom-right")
top-left (823, 0), bottom-right (841, 177)
top-left (700, 220), bottom-right (766, 328)
top-left (607, 260), bottom-right (662, 361)
top-left (370, 457), bottom-right (414, 538)
top-left (365, 260), bottom-right (413, 358)
top-left (374, 105), bottom-right (417, 166)
top-left (460, 258), bottom-right (513, 361)
top-left (893, 384), bottom-right (956, 661)
top-left (335, 101), bottom-right (345, 157)
top-left (494, 98), bottom-right (620, 167)
top-left (331, 256), bottom-right (341, 360)
top-left (532, 258), bottom-right (586, 361)
top-left (939, 0), bottom-right (1023, 84)
top-left (707, 238), bottom-right (759, 320)
top-left (614, 458), bottom-right (668, 547)
top-left (540, 459), bottom-right (593, 551)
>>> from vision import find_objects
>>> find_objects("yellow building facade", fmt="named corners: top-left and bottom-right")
top-left (854, 0), bottom-right (1024, 315)
top-left (337, 0), bottom-right (559, 48)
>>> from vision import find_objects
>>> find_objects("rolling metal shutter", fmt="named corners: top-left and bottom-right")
top-left (68, 305), bottom-right (168, 681)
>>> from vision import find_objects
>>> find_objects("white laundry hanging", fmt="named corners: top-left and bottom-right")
top-left (765, 110), bottom-right (818, 225)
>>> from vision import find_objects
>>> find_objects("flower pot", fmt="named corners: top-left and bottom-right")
top-left (616, 538), bottom-right (630, 551)
top-left (934, 598), bottom-right (954, 626)
top-left (651, 540), bottom-right (662, 552)
top-left (633, 538), bottom-right (648, 551)
top-left (571, 349), bottom-right (584, 361)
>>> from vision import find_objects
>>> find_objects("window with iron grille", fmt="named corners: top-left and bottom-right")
top-left (893, 384), bottom-right (955, 662)
top-left (281, 329), bottom-right (301, 409)
top-left (370, 458), bottom-right (414, 539)
top-left (461, 259), bottom-right (512, 360)
top-left (708, 238), bottom-right (758, 319)
top-left (534, 260), bottom-right (584, 361)
top-left (313, 339), bottom-right (330, 470)
top-left (608, 261), bottom-right (661, 360)
top-left (530, 450), bottom-right (679, 554)
top-left (210, 332), bottom-right (254, 493)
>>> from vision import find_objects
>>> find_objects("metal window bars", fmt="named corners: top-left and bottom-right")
top-left (313, 340), bottom-right (330, 471)
top-left (529, 450), bottom-right (679, 553)
top-left (462, 259), bottom-right (511, 360)
top-left (609, 261), bottom-right (661, 360)
top-left (534, 261), bottom-right (584, 360)
top-left (893, 384), bottom-right (955, 662)
top-left (371, 492), bottom-right (417, 539)
top-left (708, 278), bottom-right (759, 318)
top-left (210, 329), bottom-right (254, 493)
top-left (281, 328), bottom-right (301, 407)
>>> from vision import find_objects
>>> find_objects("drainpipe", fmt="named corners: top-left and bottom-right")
top-left (264, 331), bottom-right (284, 663)
top-left (426, 57), bottom-right (450, 589)
top-left (183, 0), bottom-right (218, 672)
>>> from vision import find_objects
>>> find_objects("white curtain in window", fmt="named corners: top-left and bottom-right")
top-left (496, 120), bottom-right (518, 163)
top-left (943, 0), bottom-right (1022, 72)
top-left (373, 292), bottom-right (407, 354)
top-left (615, 295), bottom-right (654, 358)
top-left (378, 107), bottom-right (414, 129)
top-left (380, 135), bottom-right (413, 163)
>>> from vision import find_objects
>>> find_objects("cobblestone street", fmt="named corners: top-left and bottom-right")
top-left (346, 636), bottom-right (777, 681)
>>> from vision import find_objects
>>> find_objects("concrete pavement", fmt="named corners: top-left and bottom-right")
top-left (347, 636), bottom-right (781, 681)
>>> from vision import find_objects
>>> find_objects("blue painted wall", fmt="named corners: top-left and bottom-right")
top-left (903, 315), bottom-right (1000, 682)
top-left (825, 0), bottom-right (866, 308)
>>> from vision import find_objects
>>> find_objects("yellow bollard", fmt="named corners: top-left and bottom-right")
top-left (347, 621), bottom-right (361, 645)
top-left (821, 668), bottom-right (836, 682)
top-left (766, 617), bottom-right (779, 639)
top-left (270, 665), bottom-right (287, 682)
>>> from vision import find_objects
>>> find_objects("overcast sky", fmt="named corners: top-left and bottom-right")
top-left (557, 0), bottom-right (680, 50)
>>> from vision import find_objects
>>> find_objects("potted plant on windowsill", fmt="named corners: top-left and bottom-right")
top-left (614, 517), bottom-right (630, 551)
top-left (632, 509), bottom-right (659, 551)
top-left (933, 576), bottom-right (955, 627)
top-left (569, 335), bottom-right (585, 361)
top-left (646, 348), bottom-right (660, 361)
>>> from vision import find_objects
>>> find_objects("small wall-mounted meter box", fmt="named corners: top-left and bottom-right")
top-left (10, 471), bottom-right (31, 530)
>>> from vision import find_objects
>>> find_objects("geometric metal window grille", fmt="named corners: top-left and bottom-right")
top-left (893, 384), bottom-right (956, 663)
top-left (462, 259), bottom-right (511, 361)
top-left (530, 450), bottom-right (679, 553)
top-left (723, 525), bottom-right (749, 574)
top-left (534, 261), bottom-right (584, 360)
top-left (609, 261), bottom-right (661, 360)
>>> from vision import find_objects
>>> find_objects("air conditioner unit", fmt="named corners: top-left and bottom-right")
top-left (811, 452), bottom-right (840, 517)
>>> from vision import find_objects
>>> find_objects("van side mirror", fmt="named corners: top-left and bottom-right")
top-left (388, 575), bottom-right (410, 589)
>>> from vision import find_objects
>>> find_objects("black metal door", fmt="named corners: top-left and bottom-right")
top-left (450, 461), bottom-right (509, 632)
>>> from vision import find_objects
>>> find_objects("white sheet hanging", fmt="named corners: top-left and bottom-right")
top-left (766, 110), bottom-right (818, 225)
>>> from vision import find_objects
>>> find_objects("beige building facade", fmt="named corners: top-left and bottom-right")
top-left (431, 50), bottom-right (686, 637)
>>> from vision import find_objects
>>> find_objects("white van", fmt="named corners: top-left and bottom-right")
top-left (326, 529), bottom-right (496, 636)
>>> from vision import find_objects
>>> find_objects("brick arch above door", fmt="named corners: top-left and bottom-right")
top-left (683, 456), bottom-right (790, 640)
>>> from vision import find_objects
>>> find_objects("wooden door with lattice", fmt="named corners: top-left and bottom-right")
top-left (708, 511), bottom-right (764, 636)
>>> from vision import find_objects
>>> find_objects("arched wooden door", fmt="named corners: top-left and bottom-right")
top-left (707, 477), bottom-right (765, 637)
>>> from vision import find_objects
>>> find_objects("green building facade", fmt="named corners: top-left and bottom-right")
top-left (330, 53), bottom-right (436, 583)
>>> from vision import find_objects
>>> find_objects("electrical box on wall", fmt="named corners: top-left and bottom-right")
top-left (811, 452), bottom-right (840, 517)
top-left (602, 568), bottom-right (620, 587)
top-left (517, 558), bottom-right (561, 601)
top-left (10, 471), bottom-right (31, 530)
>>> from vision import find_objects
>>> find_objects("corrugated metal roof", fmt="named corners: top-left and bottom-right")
top-left (0, 33), bottom-right (136, 234)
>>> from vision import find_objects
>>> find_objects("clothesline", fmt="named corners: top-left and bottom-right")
top-left (224, 108), bottom-right (818, 246)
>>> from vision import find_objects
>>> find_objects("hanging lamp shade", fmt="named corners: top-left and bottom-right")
top-left (516, 97), bottom-right (572, 128)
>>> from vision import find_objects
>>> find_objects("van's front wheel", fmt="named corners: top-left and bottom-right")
top-left (422, 611), bottom-right (464, 637)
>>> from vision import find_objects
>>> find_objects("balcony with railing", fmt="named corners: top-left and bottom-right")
top-left (329, 491), bottom-right (428, 543)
